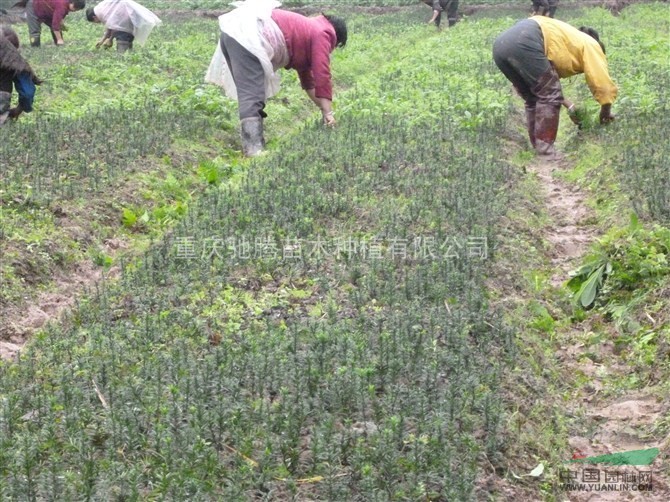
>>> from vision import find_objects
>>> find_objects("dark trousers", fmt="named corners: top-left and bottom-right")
top-left (112, 31), bottom-right (134, 43)
top-left (493, 19), bottom-right (563, 152)
top-left (219, 32), bottom-right (267, 120)
top-left (532, 0), bottom-right (559, 18)
top-left (435, 0), bottom-right (459, 27)
top-left (492, 19), bottom-right (562, 107)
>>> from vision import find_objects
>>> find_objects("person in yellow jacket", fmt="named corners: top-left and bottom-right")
top-left (493, 16), bottom-right (617, 156)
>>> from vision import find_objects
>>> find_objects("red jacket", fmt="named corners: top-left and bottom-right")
top-left (271, 10), bottom-right (337, 101)
top-left (33, 0), bottom-right (70, 32)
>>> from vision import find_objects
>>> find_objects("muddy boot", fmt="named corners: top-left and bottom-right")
top-left (30, 36), bottom-right (40, 47)
top-left (240, 117), bottom-right (265, 157)
top-left (534, 102), bottom-right (561, 156)
top-left (117, 40), bottom-right (132, 53)
top-left (525, 104), bottom-right (537, 149)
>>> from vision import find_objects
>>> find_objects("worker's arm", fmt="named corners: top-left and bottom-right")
top-left (302, 32), bottom-right (336, 126)
top-left (96, 29), bottom-right (113, 48)
top-left (305, 88), bottom-right (335, 126)
top-left (582, 43), bottom-right (617, 119)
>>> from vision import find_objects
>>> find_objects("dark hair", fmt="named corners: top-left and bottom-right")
top-left (579, 26), bottom-right (606, 55)
top-left (71, 0), bottom-right (86, 11)
top-left (85, 7), bottom-right (96, 22)
top-left (324, 14), bottom-right (347, 48)
top-left (0, 25), bottom-right (20, 48)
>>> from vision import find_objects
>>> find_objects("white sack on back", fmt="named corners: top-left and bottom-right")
top-left (205, 0), bottom-right (283, 101)
top-left (94, 0), bottom-right (162, 46)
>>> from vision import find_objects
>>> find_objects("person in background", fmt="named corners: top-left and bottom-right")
top-left (0, 25), bottom-right (40, 125)
top-left (86, 0), bottom-right (161, 53)
top-left (25, 0), bottom-right (86, 47)
top-left (205, 0), bottom-right (347, 157)
top-left (492, 16), bottom-right (616, 157)
top-left (423, 0), bottom-right (459, 29)
top-left (531, 0), bottom-right (558, 18)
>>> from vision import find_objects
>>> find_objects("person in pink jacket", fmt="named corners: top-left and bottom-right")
top-left (25, 0), bottom-right (86, 47)
top-left (206, 0), bottom-right (347, 157)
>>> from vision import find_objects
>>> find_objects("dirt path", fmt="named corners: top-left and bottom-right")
top-left (0, 241), bottom-right (122, 361)
top-left (532, 157), bottom-right (597, 287)
top-left (531, 157), bottom-right (669, 500)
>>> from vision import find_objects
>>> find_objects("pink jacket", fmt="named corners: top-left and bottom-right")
top-left (271, 10), bottom-right (337, 101)
top-left (33, 0), bottom-right (70, 32)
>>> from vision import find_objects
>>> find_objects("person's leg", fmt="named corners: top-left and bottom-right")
top-left (546, 0), bottom-right (559, 18)
top-left (114, 31), bottom-right (134, 53)
top-left (25, 0), bottom-right (42, 47)
top-left (220, 32), bottom-right (267, 156)
top-left (533, 66), bottom-right (563, 155)
top-left (446, 0), bottom-right (459, 27)
top-left (493, 19), bottom-right (558, 153)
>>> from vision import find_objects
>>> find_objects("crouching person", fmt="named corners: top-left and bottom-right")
top-left (0, 25), bottom-right (41, 126)
top-left (25, 0), bottom-right (86, 47)
top-left (86, 0), bottom-right (161, 53)
top-left (493, 16), bottom-right (616, 156)
top-left (205, 0), bottom-right (347, 157)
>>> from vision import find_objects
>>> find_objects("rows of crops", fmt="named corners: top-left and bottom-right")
top-left (0, 7), bottom-right (519, 499)
top-left (557, 6), bottom-right (670, 224)
top-left (1, 2), bottom-right (669, 500)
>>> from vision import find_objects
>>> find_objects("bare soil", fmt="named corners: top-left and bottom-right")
top-left (532, 155), bottom-right (670, 501)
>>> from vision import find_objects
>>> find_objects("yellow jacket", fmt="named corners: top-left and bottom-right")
top-left (532, 16), bottom-right (618, 105)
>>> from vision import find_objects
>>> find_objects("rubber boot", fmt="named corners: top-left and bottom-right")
top-left (117, 40), bottom-right (132, 53)
top-left (240, 117), bottom-right (265, 157)
top-left (30, 36), bottom-right (40, 47)
top-left (525, 104), bottom-right (536, 149)
top-left (534, 102), bottom-right (561, 156)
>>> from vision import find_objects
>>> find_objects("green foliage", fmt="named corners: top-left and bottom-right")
top-left (0, 7), bottom-right (521, 498)
top-left (568, 257), bottom-right (612, 308)
top-left (569, 214), bottom-right (670, 309)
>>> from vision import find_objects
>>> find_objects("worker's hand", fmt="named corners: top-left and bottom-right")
top-left (102, 38), bottom-right (113, 49)
top-left (599, 104), bottom-right (615, 124)
top-left (566, 104), bottom-right (582, 127)
top-left (95, 39), bottom-right (103, 49)
top-left (8, 107), bottom-right (23, 120)
top-left (323, 111), bottom-right (336, 127)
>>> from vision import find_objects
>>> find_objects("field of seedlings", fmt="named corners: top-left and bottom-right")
top-left (1, 1), bottom-right (669, 500)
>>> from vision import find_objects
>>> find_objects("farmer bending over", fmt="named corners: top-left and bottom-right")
top-left (25, 0), bottom-right (86, 47)
top-left (86, 0), bottom-right (161, 53)
top-left (493, 16), bottom-right (616, 157)
top-left (0, 25), bottom-right (41, 126)
top-left (205, 0), bottom-right (347, 157)
top-left (423, 0), bottom-right (459, 28)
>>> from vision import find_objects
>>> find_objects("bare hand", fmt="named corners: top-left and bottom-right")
top-left (323, 111), bottom-right (336, 127)
top-left (600, 112), bottom-right (615, 124)
top-left (599, 104), bottom-right (615, 125)
top-left (567, 105), bottom-right (582, 127)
